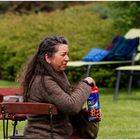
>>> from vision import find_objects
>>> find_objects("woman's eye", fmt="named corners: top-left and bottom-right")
top-left (61, 53), bottom-right (65, 56)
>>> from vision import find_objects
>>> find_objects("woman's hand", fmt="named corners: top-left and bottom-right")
top-left (84, 77), bottom-right (96, 87)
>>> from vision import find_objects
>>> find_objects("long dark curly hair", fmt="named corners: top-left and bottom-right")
top-left (18, 36), bottom-right (69, 101)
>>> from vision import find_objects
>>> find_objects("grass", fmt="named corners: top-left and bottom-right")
top-left (0, 80), bottom-right (140, 138)
top-left (0, 80), bottom-right (18, 88)
top-left (0, 120), bottom-right (26, 138)
top-left (98, 87), bottom-right (140, 139)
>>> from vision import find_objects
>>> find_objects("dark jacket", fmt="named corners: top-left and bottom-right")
top-left (24, 73), bottom-right (91, 139)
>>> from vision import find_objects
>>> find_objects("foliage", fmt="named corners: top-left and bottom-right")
top-left (0, 1), bottom-right (90, 14)
top-left (0, 2), bottom-right (130, 87)
top-left (93, 4), bottom-right (111, 19)
top-left (109, 1), bottom-right (140, 32)
top-left (0, 1), bottom-right (10, 13)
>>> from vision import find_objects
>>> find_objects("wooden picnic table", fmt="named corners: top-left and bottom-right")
top-left (0, 88), bottom-right (22, 102)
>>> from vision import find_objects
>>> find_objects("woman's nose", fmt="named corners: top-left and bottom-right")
top-left (65, 55), bottom-right (69, 61)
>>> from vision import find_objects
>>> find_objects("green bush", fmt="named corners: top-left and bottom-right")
top-left (0, 1), bottom-right (10, 13)
top-left (0, 2), bottom-right (123, 86)
top-left (66, 65), bottom-right (117, 88)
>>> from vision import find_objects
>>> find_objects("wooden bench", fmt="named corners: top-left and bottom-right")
top-left (0, 88), bottom-right (59, 139)
top-left (0, 102), bottom-right (58, 139)
top-left (0, 88), bottom-right (22, 102)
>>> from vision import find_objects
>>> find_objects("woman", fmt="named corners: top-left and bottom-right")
top-left (19, 36), bottom-right (95, 138)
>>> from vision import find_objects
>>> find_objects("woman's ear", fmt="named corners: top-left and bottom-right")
top-left (45, 54), bottom-right (51, 64)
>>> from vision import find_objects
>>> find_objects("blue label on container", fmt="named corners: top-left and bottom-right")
top-left (87, 92), bottom-right (100, 121)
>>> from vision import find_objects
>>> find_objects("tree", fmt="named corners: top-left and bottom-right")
top-left (109, 1), bottom-right (140, 32)
top-left (0, 1), bottom-right (90, 14)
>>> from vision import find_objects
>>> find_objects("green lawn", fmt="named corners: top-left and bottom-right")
top-left (98, 88), bottom-right (140, 139)
top-left (0, 80), bottom-right (140, 138)
top-left (0, 80), bottom-right (18, 88)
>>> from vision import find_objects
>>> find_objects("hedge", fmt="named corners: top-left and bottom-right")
top-left (0, 2), bottom-right (124, 87)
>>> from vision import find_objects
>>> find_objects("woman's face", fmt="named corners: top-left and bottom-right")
top-left (45, 44), bottom-right (69, 71)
